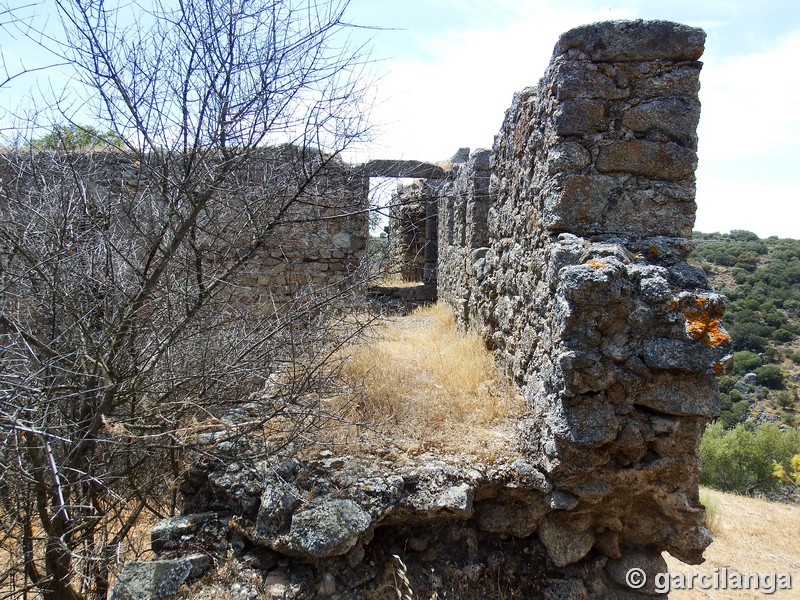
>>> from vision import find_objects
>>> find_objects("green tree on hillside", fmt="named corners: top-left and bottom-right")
top-left (700, 423), bottom-right (800, 495)
top-left (32, 124), bottom-right (124, 151)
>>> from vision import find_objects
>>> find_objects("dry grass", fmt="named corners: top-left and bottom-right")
top-left (664, 488), bottom-right (800, 599)
top-left (1, 505), bottom-right (158, 597)
top-left (326, 302), bottom-right (524, 455)
top-left (370, 275), bottom-right (426, 288)
top-left (699, 488), bottom-right (721, 536)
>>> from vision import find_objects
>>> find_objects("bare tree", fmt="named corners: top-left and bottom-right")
top-left (0, 1), bottom-right (373, 598)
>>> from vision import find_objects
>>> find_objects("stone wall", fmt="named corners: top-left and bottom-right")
top-left (386, 179), bottom-right (441, 283)
top-left (387, 181), bottom-right (428, 281)
top-left (0, 147), bottom-right (369, 312)
top-left (438, 16), bottom-right (730, 584)
top-left (436, 148), bottom-right (492, 324)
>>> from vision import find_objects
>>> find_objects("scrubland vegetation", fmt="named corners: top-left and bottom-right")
top-left (693, 230), bottom-right (800, 429)
top-left (691, 231), bottom-right (800, 501)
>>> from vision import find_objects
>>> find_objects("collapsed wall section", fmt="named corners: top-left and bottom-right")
top-left (440, 17), bottom-right (732, 575)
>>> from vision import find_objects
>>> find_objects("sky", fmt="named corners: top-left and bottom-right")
top-left (342, 0), bottom-right (800, 239)
top-left (2, 0), bottom-right (799, 238)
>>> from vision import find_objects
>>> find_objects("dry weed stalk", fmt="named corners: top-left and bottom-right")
top-left (392, 554), bottom-right (414, 600)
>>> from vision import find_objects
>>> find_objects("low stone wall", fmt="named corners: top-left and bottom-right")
top-left (0, 148), bottom-right (369, 313)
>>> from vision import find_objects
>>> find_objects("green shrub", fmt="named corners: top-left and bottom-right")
top-left (764, 311), bottom-right (788, 328)
top-left (754, 364), bottom-right (784, 389)
top-left (733, 350), bottom-right (762, 375)
top-left (775, 391), bottom-right (793, 409)
top-left (717, 375), bottom-right (737, 393)
top-left (717, 399), bottom-right (750, 429)
top-left (700, 422), bottom-right (800, 494)
top-left (789, 350), bottom-right (800, 364)
top-left (772, 328), bottom-right (795, 343)
top-left (31, 123), bottom-right (123, 151)
top-left (784, 299), bottom-right (800, 315)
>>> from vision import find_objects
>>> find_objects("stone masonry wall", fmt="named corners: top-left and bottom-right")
top-left (436, 148), bottom-right (492, 324)
top-left (440, 16), bottom-right (731, 580)
top-left (0, 148), bottom-right (369, 313)
top-left (387, 181), bottom-right (429, 282)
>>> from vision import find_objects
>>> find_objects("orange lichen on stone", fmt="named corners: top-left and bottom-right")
top-left (712, 361), bottom-right (726, 375)
top-left (683, 297), bottom-right (730, 347)
top-left (585, 258), bottom-right (608, 269)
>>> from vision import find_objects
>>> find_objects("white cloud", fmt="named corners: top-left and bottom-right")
top-left (359, 4), bottom-right (634, 162)
top-left (698, 31), bottom-right (800, 163)
top-left (358, 7), bottom-right (800, 238)
top-left (695, 176), bottom-right (800, 238)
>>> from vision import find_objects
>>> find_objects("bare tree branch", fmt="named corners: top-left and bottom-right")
top-left (0, 1), bottom-right (374, 597)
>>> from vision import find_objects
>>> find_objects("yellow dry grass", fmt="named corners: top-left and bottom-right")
top-left (664, 488), bottom-right (800, 599)
top-left (370, 275), bottom-right (426, 288)
top-left (328, 302), bottom-right (524, 455)
top-left (1, 505), bottom-right (158, 596)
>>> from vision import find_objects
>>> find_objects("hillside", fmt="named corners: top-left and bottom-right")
top-left (691, 231), bottom-right (800, 428)
top-left (664, 487), bottom-right (800, 599)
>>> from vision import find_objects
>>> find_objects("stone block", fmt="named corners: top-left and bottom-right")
top-left (606, 549), bottom-right (668, 596)
top-left (595, 140), bottom-right (697, 180)
top-left (538, 517), bottom-right (595, 567)
top-left (556, 20), bottom-right (705, 62)
top-left (281, 498), bottom-right (371, 558)
top-left (542, 174), bottom-right (618, 233)
top-left (629, 64), bottom-right (702, 99)
top-left (552, 60), bottom-right (629, 100)
top-left (109, 554), bottom-right (211, 600)
top-left (621, 98), bottom-right (700, 147)
top-left (553, 99), bottom-right (608, 135)
top-left (633, 374), bottom-right (719, 417)
top-left (547, 142), bottom-right (592, 175)
top-left (641, 338), bottom-right (732, 374)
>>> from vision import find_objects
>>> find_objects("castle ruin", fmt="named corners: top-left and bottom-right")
top-left (94, 19), bottom-right (730, 600)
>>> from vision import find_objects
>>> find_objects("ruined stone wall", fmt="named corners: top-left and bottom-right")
top-left (387, 181), bottom-right (428, 281)
top-left (107, 20), bottom-right (734, 600)
top-left (0, 148), bottom-right (369, 312)
top-left (227, 154), bottom-right (369, 310)
top-left (385, 179), bottom-right (442, 285)
top-left (439, 16), bottom-right (731, 581)
top-left (436, 148), bottom-right (492, 324)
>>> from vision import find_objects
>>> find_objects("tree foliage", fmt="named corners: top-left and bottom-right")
top-left (30, 124), bottom-right (124, 151)
top-left (732, 350), bottom-right (761, 375)
top-left (754, 364), bottom-right (785, 389)
top-left (700, 422), bottom-right (800, 495)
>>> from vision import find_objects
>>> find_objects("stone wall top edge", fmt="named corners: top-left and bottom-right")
top-left (554, 19), bottom-right (706, 62)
